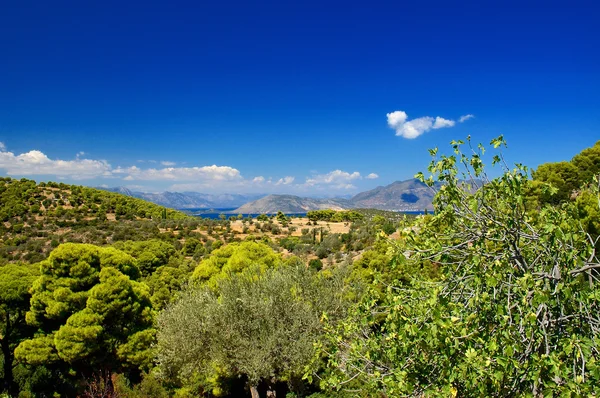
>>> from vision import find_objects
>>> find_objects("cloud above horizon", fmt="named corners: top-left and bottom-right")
top-left (433, 117), bottom-right (455, 129)
top-left (0, 146), bottom-right (383, 194)
top-left (0, 145), bottom-right (243, 186)
top-left (275, 176), bottom-right (295, 185)
top-left (305, 169), bottom-right (362, 190)
top-left (387, 110), bottom-right (473, 139)
top-left (113, 164), bottom-right (241, 182)
top-left (0, 148), bottom-right (112, 179)
top-left (459, 114), bottom-right (475, 122)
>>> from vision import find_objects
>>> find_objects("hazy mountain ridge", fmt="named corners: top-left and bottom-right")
top-left (100, 187), bottom-right (265, 209)
top-left (233, 179), bottom-right (444, 213)
top-left (233, 195), bottom-right (352, 214)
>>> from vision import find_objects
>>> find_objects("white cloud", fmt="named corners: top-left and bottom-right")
top-left (0, 149), bottom-right (112, 179)
top-left (459, 114), bottom-right (475, 123)
top-left (433, 117), bottom-right (455, 129)
top-left (366, 173), bottom-right (379, 179)
top-left (170, 174), bottom-right (296, 193)
top-left (387, 110), bottom-right (459, 139)
top-left (0, 142), bottom-right (6, 152)
top-left (161, 161), bottom-right (176, 166)
top-left (275, 176), bottom-right (295, 185)
top-left (403, 117), bottom-right (434, 138)
top-left (0, 145), bottom-right (248, 189)
top-left (113, 164), bottom-right (242, 182)
top-left (305, 170), bottom-right (361, 189)
top-left (386, 111), bottom-right (408, 128)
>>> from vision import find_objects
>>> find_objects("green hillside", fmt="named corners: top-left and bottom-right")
top-left (0, 177), bottom-right (187, 264)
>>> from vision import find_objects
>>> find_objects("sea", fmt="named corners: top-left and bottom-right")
top-left (184, 208), bottom-right (426, 219)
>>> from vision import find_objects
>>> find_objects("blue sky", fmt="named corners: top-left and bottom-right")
top-left (0, 0), bottom-right (598, 195)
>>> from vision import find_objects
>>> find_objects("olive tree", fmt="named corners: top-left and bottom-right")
top-left (158, 264), bottom-right (352, 397)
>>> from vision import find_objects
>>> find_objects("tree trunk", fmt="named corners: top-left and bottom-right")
top-left (2, 312), bottom-right (17, 397)
top-left (250, 385), bottom-right (260, 398)
top-left (1, 337), bottom-right (16, 397)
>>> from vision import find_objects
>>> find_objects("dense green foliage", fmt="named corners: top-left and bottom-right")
top-left (158, 263), bottom-right (353, 397)
top-left (14, 244), bottom-right (155, 394)
top-left (114, 240), bottom-right (178, 277)
top-left (191, 240), bottom-right (281, 287)
top-left (306, 210), bottom-right (364, 223)
top-left (0, 263), bottom-right (39, 396)
top-left (531, 140), bottom-right (600, 205)
top-left (310, 137), bottom-right (600, 396)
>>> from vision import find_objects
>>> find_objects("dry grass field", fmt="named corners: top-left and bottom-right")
top-left (228, 217), bottom-right (351, 238)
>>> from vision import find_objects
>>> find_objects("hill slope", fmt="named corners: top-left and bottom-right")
top-left (0, 177), bottom-right (188, 263)
top-left (351, 179), bottom-right (440, 211)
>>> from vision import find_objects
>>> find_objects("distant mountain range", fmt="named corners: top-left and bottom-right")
top-left (99, 187), bottom-right (265, 209)
top-left (231, 179), bottom-right (440, 213)
top-left (233, 195), bottom-right (352, 214)
top-left (102, 178), bottom-right (442, 213)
